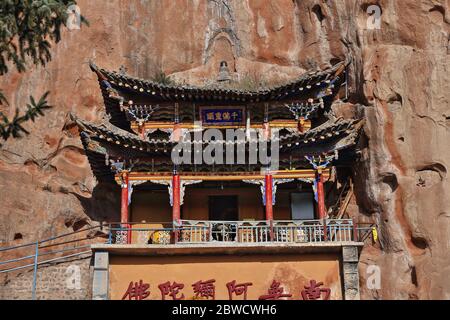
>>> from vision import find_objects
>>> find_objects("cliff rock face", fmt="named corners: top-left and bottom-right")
top-left (0, 0), bottom-right (449, 299)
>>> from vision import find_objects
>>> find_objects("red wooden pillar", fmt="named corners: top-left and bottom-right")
top-left (316, 170), bottom-right (326, 219)
top-left (265, 174), bottom-right (274, 241)
top-left (316, 170), bottom-right (327, 241)
top-left (172, 174), bottom-right (181, 243)
top-left (172, 174), bottom-right (181, 222)
top-left (120, 172), bottom-right (131, 244)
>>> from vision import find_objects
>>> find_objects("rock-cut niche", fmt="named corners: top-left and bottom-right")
top-left (204, 30), bottom-right (238, 78)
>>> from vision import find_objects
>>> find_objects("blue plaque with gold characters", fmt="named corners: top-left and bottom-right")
top-left (200, 107), bottom-right (245, 126)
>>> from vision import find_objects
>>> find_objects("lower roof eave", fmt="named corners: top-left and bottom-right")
top-left (91, 242), bottom-right (364, 257)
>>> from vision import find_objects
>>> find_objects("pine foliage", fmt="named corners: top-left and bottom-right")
top-left (0, 91), bottom-right (51, 145)
top-left (0, 0), bottom-right (87, 74)
top-left (0, 1), bottom-right (87, 146)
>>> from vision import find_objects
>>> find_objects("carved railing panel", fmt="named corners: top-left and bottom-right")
top-left (108, 219), bottom-right (355, 245)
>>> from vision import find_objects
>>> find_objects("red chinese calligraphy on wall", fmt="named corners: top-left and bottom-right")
top-left (120, 278), bottom-right (332, 300)
top-left (226, 280), bottom-right (253, 300)
top-left (192, 279), bottom-right (216, 300)
top-left (158, 281), bottom-right (185, 300)
top-left (301, 280), bottom-right (331, 300)
top-left (121, 280), bottom-right (150, 300)
top-left (259, 280), bottom-right (292, 300)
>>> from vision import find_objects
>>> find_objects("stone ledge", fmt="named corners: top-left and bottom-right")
top-left (91, 242), bottom-right (364, 256)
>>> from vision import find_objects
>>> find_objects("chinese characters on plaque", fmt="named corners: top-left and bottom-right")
top-left (200, 107), bottom-right (245, 126)
top-left (121, 279), bottom-right (331, 300)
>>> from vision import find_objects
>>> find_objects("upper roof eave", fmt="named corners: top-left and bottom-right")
top-left (89, 57), bottom-right (351, 103)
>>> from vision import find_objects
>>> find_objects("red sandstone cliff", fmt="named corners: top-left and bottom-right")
top-left (0, 0), bottom-right (449, 299)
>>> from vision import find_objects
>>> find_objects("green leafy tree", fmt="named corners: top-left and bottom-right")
top-left (0, 0), bottom-right (88, 146)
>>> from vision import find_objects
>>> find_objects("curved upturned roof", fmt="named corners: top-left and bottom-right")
top-left (90, 58), bottom-right (350, 104)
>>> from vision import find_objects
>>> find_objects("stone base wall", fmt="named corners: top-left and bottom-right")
top-left (0, 256), bottom-right (92, 300)
top-left (342, 246), bottom-right (361, 300)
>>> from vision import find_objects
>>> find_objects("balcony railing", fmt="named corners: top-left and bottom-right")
top-left (107, 219), bottom-right (359, 246)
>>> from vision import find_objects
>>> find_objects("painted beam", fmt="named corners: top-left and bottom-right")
top-left (115, 169), bottom-right (331, 184)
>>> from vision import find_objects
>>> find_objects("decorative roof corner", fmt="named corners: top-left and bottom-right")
top-left (89, 60), bottom-right (98, 72)
top-left (89, 60), bottom-right (107, 82)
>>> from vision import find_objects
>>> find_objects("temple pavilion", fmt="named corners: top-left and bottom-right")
top-left (77, 57), bottom-right (367, 300)
top-left (74, 58), bottom-right (363, 246)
